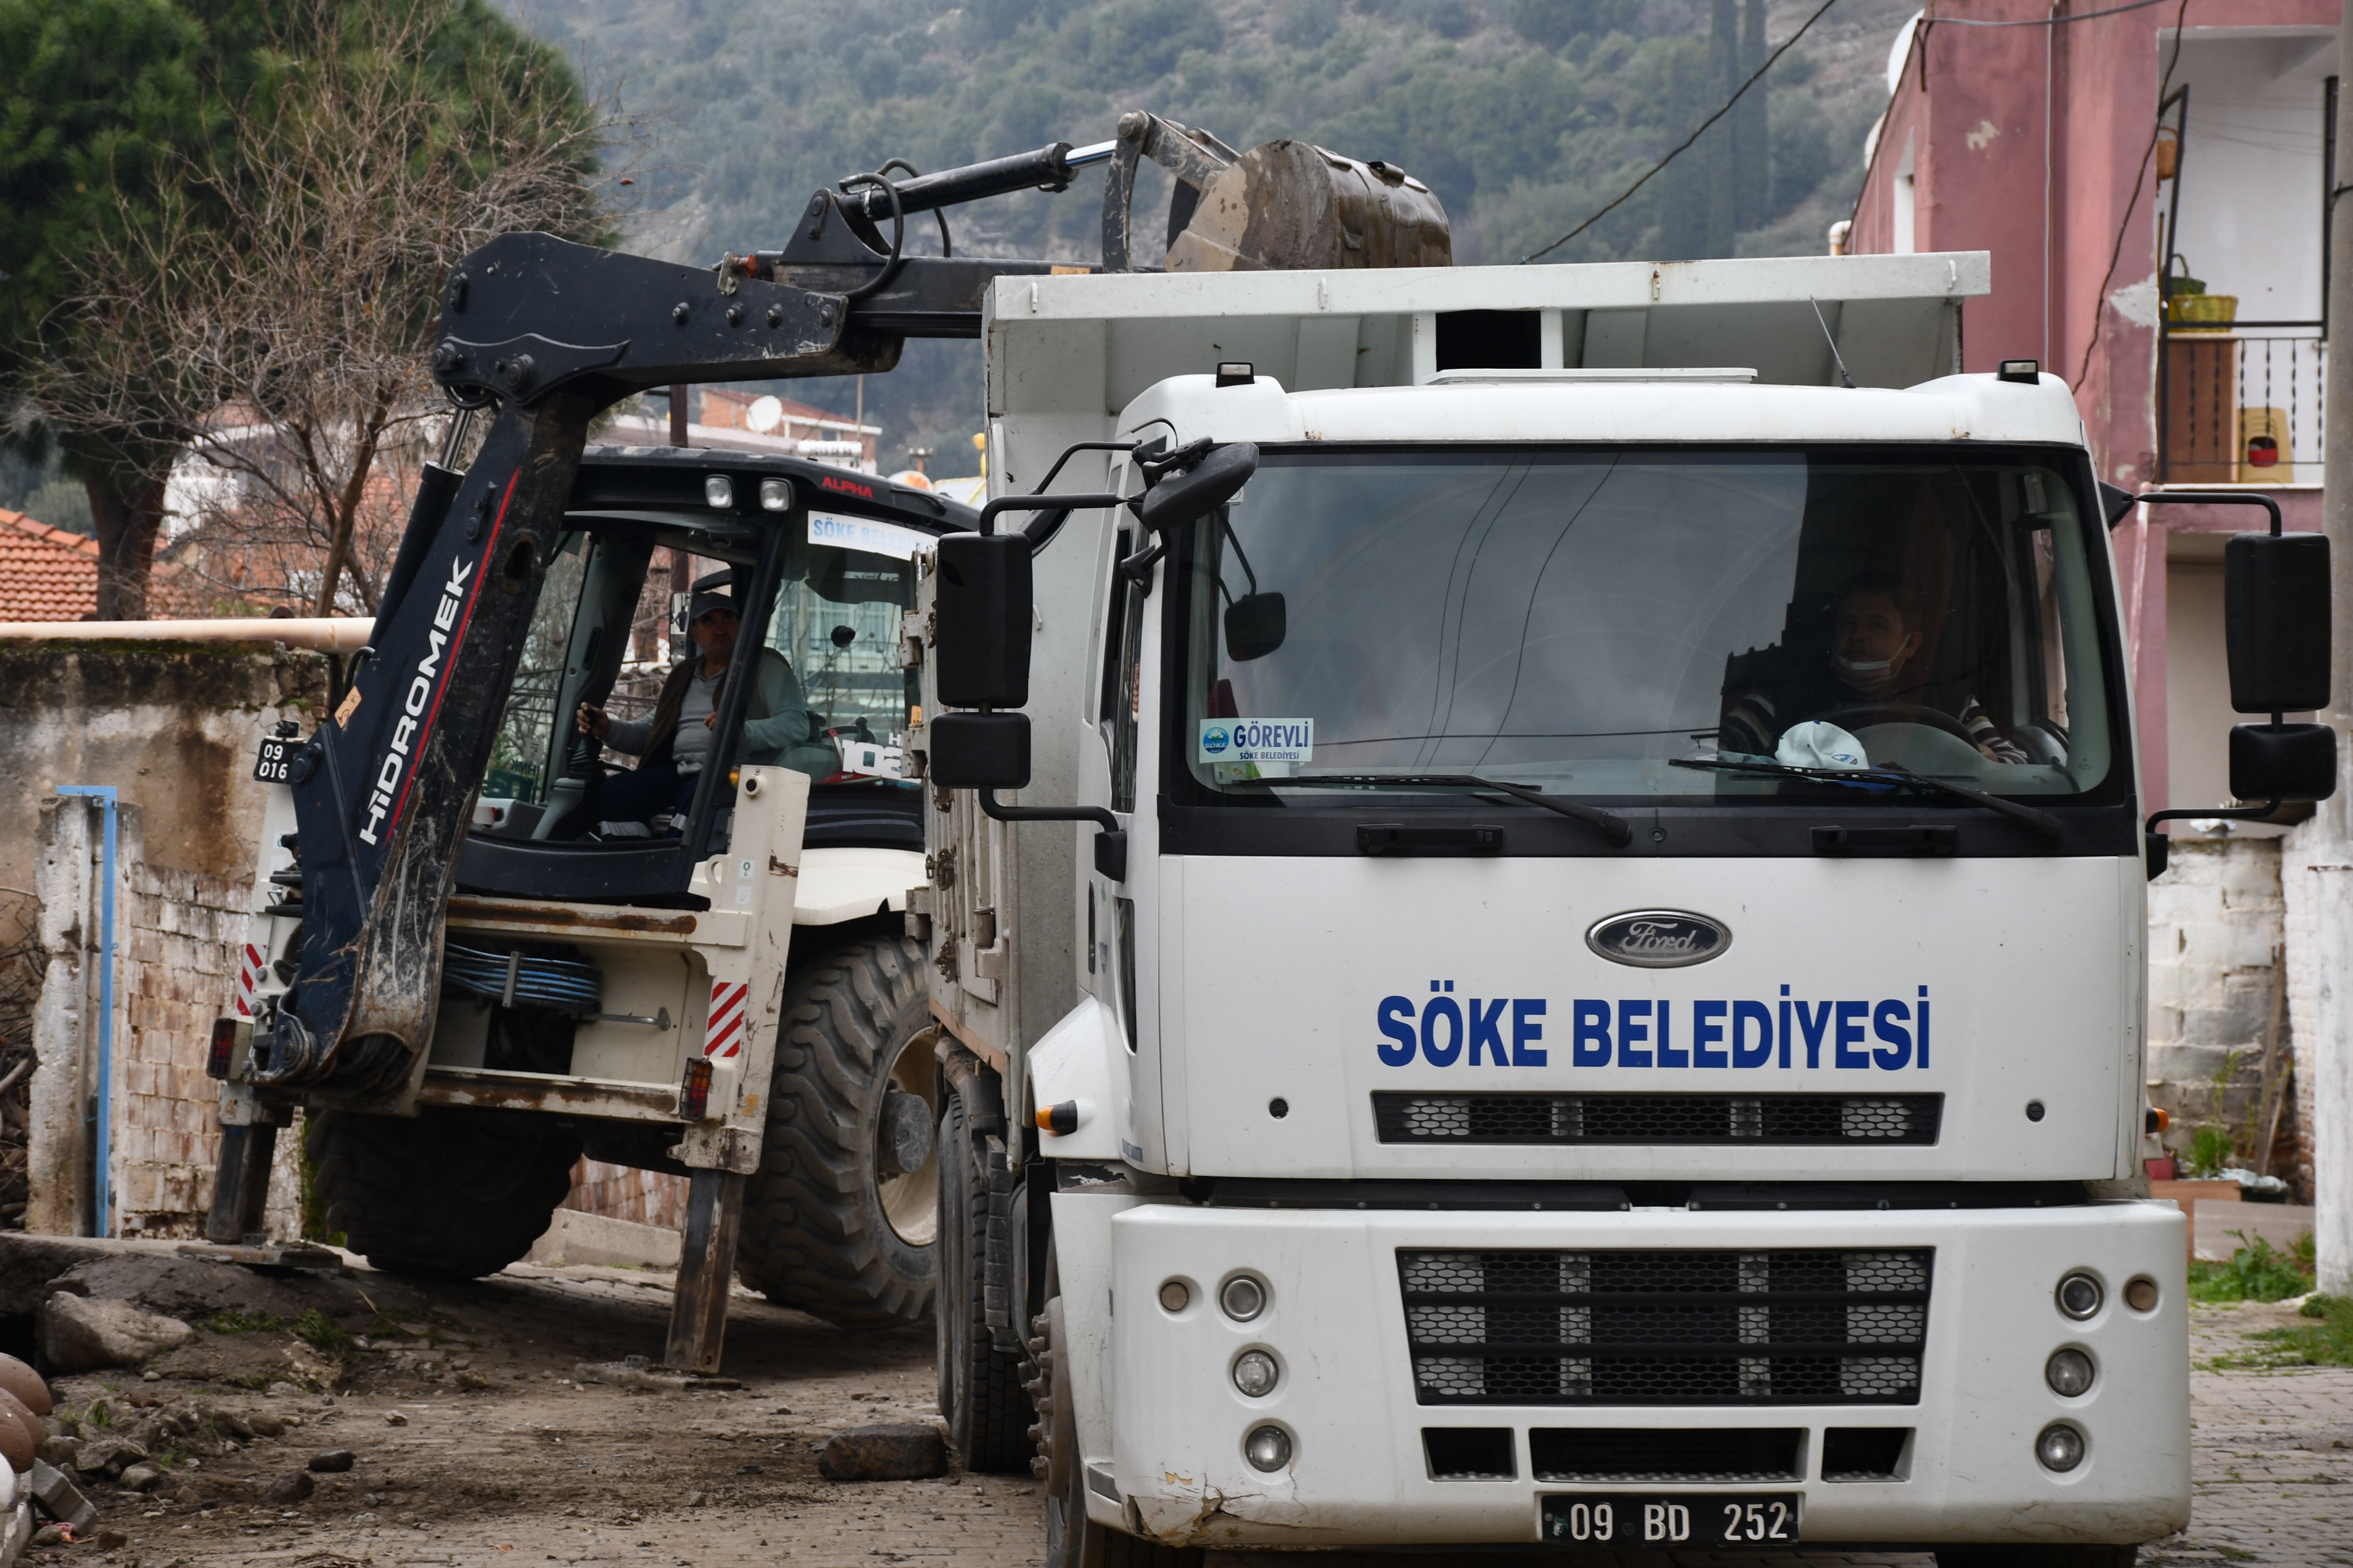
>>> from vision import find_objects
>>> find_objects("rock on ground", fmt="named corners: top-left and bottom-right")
top-left (37, 1294), bottom-right (193, 1372)
top-left (818, 1423), bottom-right (949, 1482)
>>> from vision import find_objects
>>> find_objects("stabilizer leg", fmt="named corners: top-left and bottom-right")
top-left (204, 1120), bottom-right (279, 1243)
top-left (665, 1169), bottom-right (746, 1373)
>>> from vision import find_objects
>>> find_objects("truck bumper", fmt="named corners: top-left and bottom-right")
top-left (1099, 1202), bottom-right (2188, 1549)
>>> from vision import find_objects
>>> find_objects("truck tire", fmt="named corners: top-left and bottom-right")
top-left (1049, 1498), bottom-right (1205, 1568)
top-left (305, 1107), bottom-right (578, 1279)
top-left (937, 1090), bottom-right (1032, 1472)
top-left (737, 934), bottom-right (938, 1329)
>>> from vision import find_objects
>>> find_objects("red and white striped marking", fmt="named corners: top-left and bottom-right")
top-left (705, 980), bottom-right (749, 1059)
top-left (235, 943), bottom-right (264, 1017)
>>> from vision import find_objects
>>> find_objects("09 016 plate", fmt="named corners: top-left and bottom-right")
top-left (253, 736), bottom-right (296, 784)
top-left (1541, 1492), bottom-right (1800, 1546)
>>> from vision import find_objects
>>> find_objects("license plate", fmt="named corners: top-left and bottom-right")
top-left (253, 736), bottom-right (297, 784)
top-left (1541, 1492), bottom-right (1800, 1546)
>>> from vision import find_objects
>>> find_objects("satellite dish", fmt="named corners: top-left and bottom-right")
top-left (746, 395), bottom-right (784, 435)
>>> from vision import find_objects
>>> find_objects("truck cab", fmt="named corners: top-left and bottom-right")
top-left (913, 255), bottom-right (2290, 1563)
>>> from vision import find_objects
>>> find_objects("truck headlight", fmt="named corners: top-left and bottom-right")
top-left (1232, 1350), bottom-right (1278, 1398)
top-left (2056, 1272), bottom-right (2102, 1320)
top-left (1244, 1424), bottom-right (1291, 1472)
top-left (2045, 1349), bottom-right (2094, 1397)
top-left (2035, 1423), bottom-right (2084, 1472)
top-left (1220, 1275), bottom-right (1267, 1322)
top-left (759, 478), bottom-right (792, 511)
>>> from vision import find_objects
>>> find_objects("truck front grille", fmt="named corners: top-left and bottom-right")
top-left (1373, 1092), bottom-right (1940, 1145)
top-left (1398, 1248), bottom-right (1930, 1406)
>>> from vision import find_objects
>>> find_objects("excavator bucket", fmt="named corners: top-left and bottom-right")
top-left (1101, 111), bottom-right (1451, 273)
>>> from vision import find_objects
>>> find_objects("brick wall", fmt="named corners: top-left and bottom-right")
top-left (563, 1159), bottom-right (688, 1230)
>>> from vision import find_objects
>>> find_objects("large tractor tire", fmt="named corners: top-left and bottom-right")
top-left (937, 1090), bottom-right (1033, 1472)
top-left (305, 1107), bottom-right (579, 1279)
top-left (736, 934), bottom-right (938, 1329)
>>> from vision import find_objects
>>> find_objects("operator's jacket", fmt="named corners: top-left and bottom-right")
top-left (607, 649), bottom-right (838, 778)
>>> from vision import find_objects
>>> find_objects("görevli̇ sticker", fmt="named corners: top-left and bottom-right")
top-left (1198, 718), bottom-right (1314, 764)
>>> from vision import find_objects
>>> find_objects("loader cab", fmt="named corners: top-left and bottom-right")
top-left (453, 446), bottom-right (969, 906)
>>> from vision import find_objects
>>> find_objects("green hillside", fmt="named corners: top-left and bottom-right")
top-left (522, 0), bottom-right (1911, 466)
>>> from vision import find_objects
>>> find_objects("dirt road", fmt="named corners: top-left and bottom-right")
top-left (11, 1245), bottom-right (2351, 1568)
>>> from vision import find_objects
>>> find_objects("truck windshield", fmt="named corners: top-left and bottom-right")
top-left (1181, 446), bottom-right (2118, 804)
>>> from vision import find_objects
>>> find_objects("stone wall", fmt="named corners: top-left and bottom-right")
top-left (2147, 831), bottom-right (2303, 1192)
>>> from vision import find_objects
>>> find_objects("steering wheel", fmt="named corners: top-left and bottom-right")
top-left (1814, 702), bottom-right (1979, 750)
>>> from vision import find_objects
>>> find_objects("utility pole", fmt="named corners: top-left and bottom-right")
top-left (2314, 5), bottom-right (2353, 1296)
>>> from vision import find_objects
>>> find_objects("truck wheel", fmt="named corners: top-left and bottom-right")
top-left (738, 934), bottom-right (937, 1329)
top-left (937, 1090), bottom-right (1032, 1471)
top-left (1048, 1497), bottom-right (1205, 1568)
top-left (305, 1107), bottom-right (578, 1279)
top-left (1937, 1550), bottom-right (2137, 1568)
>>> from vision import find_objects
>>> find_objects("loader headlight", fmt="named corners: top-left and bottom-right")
top-left (2035, 1423), bottom-right (2085, 1473)
top-left (759, 478), bottom-right (792, 512)
top-left (704, 475), bottom-right (734, 509)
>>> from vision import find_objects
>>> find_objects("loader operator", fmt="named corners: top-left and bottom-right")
top-left (1718, 571), bottom-right (2027, 765)
top-left (572, 589), bottom-right (826, 836)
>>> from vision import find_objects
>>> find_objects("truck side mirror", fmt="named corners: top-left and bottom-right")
top-left (1139, 442), bottom-right (1258, 535)
top-left (2224, 529), bottom-right (2337, 803)
top-left (2225, 531), bottom-right (2330, 713)
top-left (1224, 592), bottom-right (1287, 661)
top-left (2231, 721), bottom-right (2337, 802)
top-left (928, 712), bottom-right (1032, 789)
top-left (934, 533), bottom-right (1034, 709)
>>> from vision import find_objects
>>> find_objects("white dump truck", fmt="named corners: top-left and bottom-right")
top-left (912, 253), bottom-right (2337, 1566)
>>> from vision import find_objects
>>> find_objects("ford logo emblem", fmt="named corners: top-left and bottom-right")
top-left (1585, 909), bottom-right (1731, 969)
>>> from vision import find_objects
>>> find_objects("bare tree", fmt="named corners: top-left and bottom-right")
top-left (20, 0), bottom-right (620, 616)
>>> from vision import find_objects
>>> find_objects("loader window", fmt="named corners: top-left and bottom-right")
top-left (761, 516), bottom-right (925, 780)
top-left (485, 532), bottom-right (592, 802)
top-left (1178, 445), bottom-right (2123, 809)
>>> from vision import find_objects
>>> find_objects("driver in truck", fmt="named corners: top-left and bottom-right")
top-left (572, 588), bottom-right (826, 835)
top-left (1718, 570), bottom-right (2028, 765)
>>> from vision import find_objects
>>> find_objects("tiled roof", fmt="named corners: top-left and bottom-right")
top-left (0, 507), bottom-right (99, 621)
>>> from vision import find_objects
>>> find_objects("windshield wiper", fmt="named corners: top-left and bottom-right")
top-left (1669, 757), bottom-right (2064, 843)
top-left (1260, 773), bottom-right (1632, 846)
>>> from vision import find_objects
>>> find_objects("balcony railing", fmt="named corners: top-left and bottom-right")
top-left (2157, 321), bottom-right (2324, 486)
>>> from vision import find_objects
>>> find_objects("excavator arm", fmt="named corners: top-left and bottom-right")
top-left (255, 145), bottom-right (1111, 1099)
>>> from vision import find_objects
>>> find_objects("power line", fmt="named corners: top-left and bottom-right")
top-left (1520, 0), bottom-right (1839, 265)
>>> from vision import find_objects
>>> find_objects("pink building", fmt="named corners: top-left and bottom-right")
top-left (1847, 3), bottom-right (2339, 1190)
top-left (1849, 0), bottom-right (2337, 819)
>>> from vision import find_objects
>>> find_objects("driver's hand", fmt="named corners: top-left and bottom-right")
top-left (576, 703), bottom-right (609, 738)
top-left (704, 712), bottom-right (718, 729)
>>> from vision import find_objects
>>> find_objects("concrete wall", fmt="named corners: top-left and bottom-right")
top-left (2148, 833), bottom-right (2303, 1190)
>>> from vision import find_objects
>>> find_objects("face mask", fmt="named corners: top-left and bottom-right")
top-left (1832, 652), bottom-right (1902, 696)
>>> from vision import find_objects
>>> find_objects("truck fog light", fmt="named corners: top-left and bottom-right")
top-left (1220, 1275), bottom-right (1267, 1322)
top-left (2125, 1277), bottom-right (2158, 1312)
top-left (1232, 1350), bottom-right (1278, 1398)
top-left (2045, 1349), bottom-right (2094, 1397)
top-left (1159, 1280), bottom-right (1191, 1313)
top-left (704, 475), bottom-right (734, 509)
top-left (2035, 1423), bottom-right (2084, 1473)
top-left (758, 478), bottom-right (792, 511)
top-left (2057, 1272), bottom-right (2102, 1320)
top-left (1244, 1424), bottom-right (1291, 1472)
